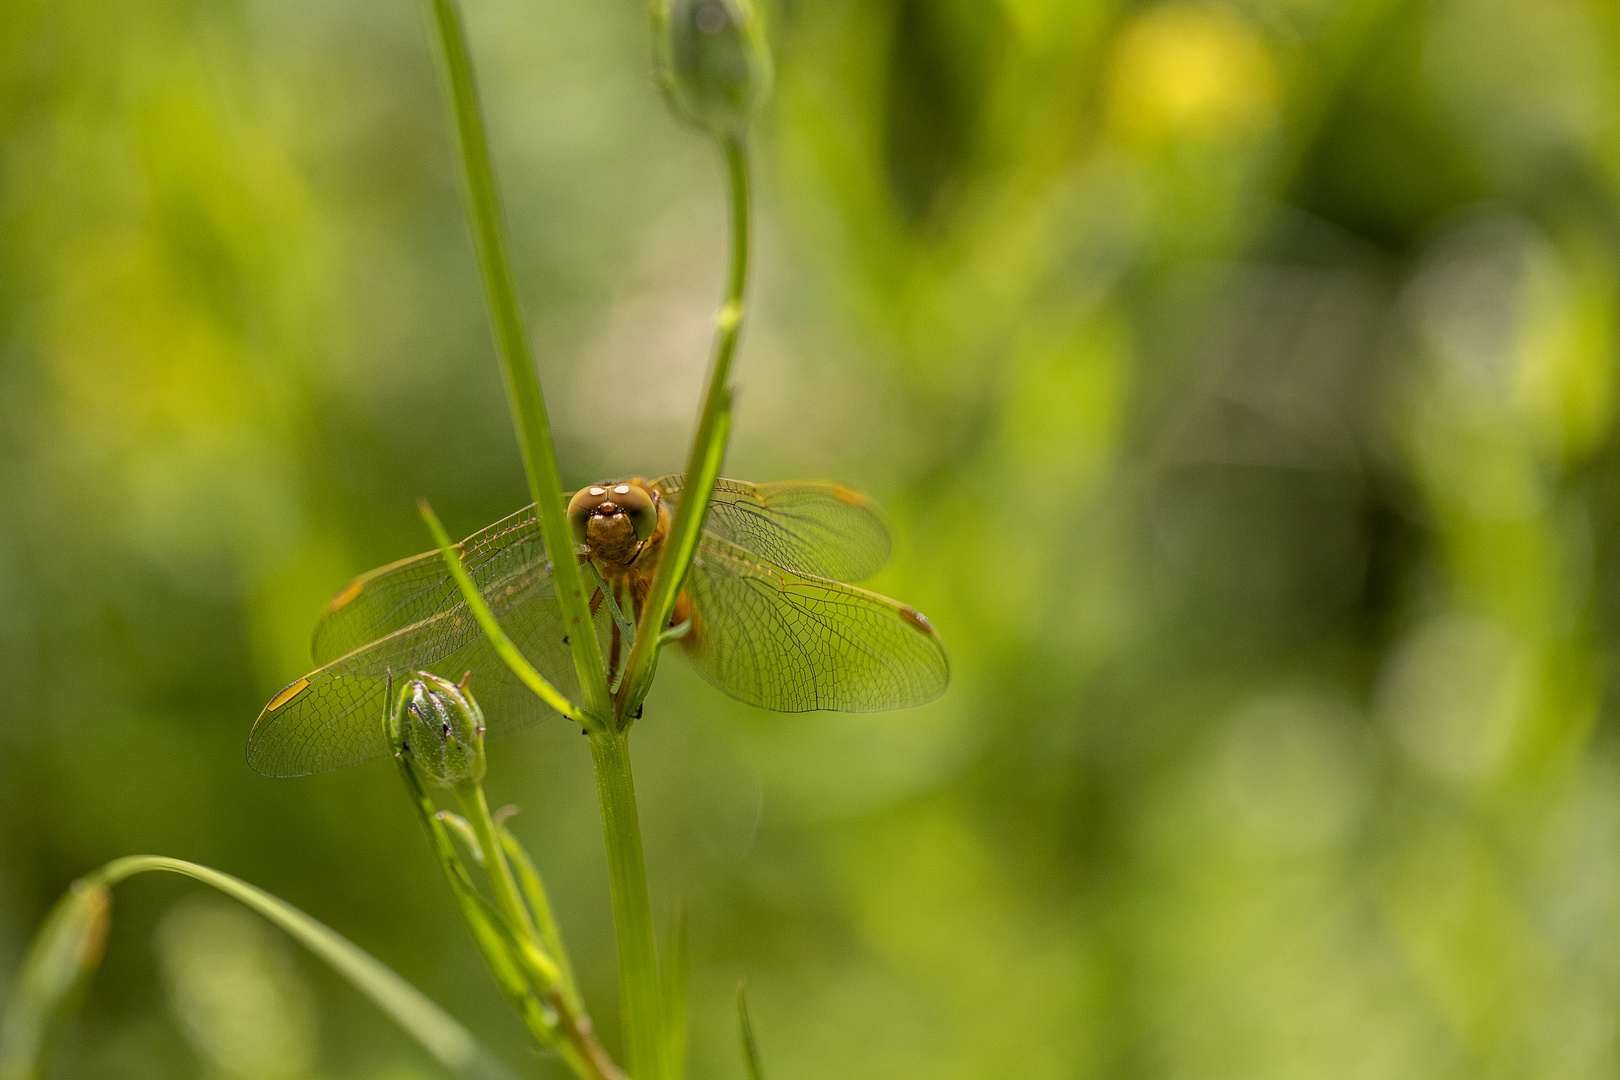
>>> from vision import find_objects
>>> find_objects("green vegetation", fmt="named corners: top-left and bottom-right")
top-left (4, 0), bottom-right (1620, 1077)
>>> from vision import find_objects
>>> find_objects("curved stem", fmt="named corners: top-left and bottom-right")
top-left (620, 134), bottom-right (752, 721)
top-left (68, 857), bottom-right (518, 1080)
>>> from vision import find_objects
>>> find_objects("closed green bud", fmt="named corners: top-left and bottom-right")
top-left (394, 673), bottom-right (486, 787)
top-left (0, 877), bottom-right (111, 1077)
top-left (654, 0), bottom-right (771, 138)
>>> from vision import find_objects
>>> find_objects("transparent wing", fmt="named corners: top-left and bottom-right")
top-left (676, 536), bottom-right (948, 712)
top-left (310, 504), bottom-right (548, 666)
top-left (248, 554), bottom-right (590, 777)
top-left (653, 474), bottom-right (891, 583)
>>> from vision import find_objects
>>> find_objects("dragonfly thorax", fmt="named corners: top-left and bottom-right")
top-left (567, 478), bottom-right (664, 566)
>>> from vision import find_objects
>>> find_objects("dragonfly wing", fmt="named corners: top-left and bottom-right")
top-left (248, 554), bottom-right (578, 777)
top-left (653, 474), bottom-right (891, 583)
top-left (676, 537), bottom-right (948, 712)
top-left (311, 504), bottom-right (546, 666)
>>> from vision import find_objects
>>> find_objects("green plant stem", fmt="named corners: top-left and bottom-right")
top-left (428, 11), bottom-right (753, 1080)
top-left (590, 730), bottom-right (662, 1080)
top-left (590, 130), bottom-right (751, 1080)
top-left (423, 0), bottom-right (611, 724)
top-left (405, 785), bottom-right (543, 1021)
top-left (621, 134), bottom-right (752, 721)
top-left (457, 781), bottom-right (538, 944)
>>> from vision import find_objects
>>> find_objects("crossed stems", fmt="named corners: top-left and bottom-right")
top-left (423, 0), bottom-right (753, 1075)
top-left (413, 123), bottom-right (749, 1075)
top-left (423, 0), bottom-right (752, 737)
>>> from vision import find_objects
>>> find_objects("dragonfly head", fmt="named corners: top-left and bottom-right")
top-left (568, 479), bottom-right (660, 565)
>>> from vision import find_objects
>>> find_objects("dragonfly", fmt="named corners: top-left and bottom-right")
top-left (247, 475), bottom-right (949, 776)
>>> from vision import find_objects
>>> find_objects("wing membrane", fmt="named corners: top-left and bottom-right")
top-left (311, 505), bottom-right (548, 666)
top-left (677, 536), bottom-right (948, 712)
top-left (654, 474), bottom-right (891, 582)
top-left (313, 474), bottom-right (891, 666)
top-left (248, 554), bottom-right (590, 777)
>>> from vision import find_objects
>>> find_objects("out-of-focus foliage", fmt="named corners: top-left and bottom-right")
top-left (157, 899), bottom-right (318, 1080)
top-left (2, 0), bottom-right (1620, 1076)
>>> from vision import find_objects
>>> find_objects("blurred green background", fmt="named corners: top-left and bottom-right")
top-left (4, 0), bottom-right (1620, 1076)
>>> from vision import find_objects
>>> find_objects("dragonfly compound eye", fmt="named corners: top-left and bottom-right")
top-left (567, 486), bottom-right (609, 546)
top-left (612, 482), bottom-right (657, 541)
top-left (567, 481), bottom-right (656, 562)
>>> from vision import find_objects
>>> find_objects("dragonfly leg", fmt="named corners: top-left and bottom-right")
top-left (591, 563), bottom-right (636, 646)
top-left (608, 583), bottom-right (637, 695)
top-left (607, 606), bottom-right (622, 686)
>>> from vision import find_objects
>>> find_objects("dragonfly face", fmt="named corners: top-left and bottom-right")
top-left (567, 479), bottom-right (665, 568)
top-left (568, 477), bottom-right (672, 686)
top-left (247, 475), bottom-right (950, 777)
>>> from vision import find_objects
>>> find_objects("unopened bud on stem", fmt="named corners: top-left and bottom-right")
top-left (0, 876), bottom-right (111, 1075)
top-left (393, 673), bottom-right (486, 787)
top-left (653, 0), bottom-right (771, 138)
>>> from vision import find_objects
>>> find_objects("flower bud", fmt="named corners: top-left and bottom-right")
top-left (394, 673), bottom-right (486, 787)
top-left (0, 878), bottom-right (111, 1072)
top-left (654, 0), bottom-right (771, 138)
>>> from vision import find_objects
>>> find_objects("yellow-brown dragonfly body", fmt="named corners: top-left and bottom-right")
top-left (565, 478), bottom-right (673, 687)
top-left (248, 475), bottom-right (948, 776)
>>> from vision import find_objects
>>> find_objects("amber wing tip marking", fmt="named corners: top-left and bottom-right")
top-left (265, 677), bottom-right (311, 712)
top-left (326, 580), bottom-right (364, 614)
top-left (830, 484), bottom-right (868, 507)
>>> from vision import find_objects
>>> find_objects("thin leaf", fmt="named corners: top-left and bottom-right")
top-left (0, 857), bottom-right (518, 1080)
top-left (498, 824), bottom-right (581, 1008)
top-left (436, 810), bottom-right (485, 865)
top-left (418, 498), bottom-right (587, 726)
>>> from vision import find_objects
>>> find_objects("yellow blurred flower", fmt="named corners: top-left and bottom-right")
top-left (1106, 2), bottom-right (1277, 143)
